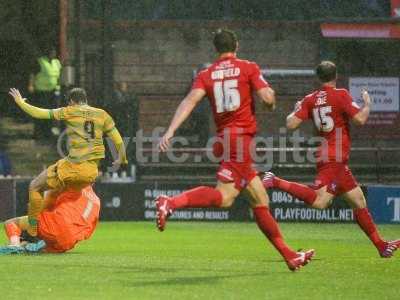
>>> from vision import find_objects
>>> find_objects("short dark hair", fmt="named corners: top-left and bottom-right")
top-left (316, 61), bottom-right (337, 83)
top-left (213, 29), bottom-right (238, 54)
top-left (67, 87), bottom-right (87, 104)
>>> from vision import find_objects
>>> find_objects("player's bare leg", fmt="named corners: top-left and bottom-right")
top-left (343, 186), bottom-right (400, 258)
top-left (246, 176), bottom-right (315, 271)
top-left (4, 217), bottom-right (29, 246)
top-left (216, 181), bottom-right (240, 207)
top-left (2, 216), bottom-right (46, 254)
top-left (263, 172), bottom-right (334, 209)
top-left (4, 187), bottom-right (60, 246)
top-left (43, 189), bottom-right (63, 210)
top-left (4, 182), bottom-right (65, 251)
top-left (1, 217), bottom-right (29, 254)
top-left (310, 186), bottom-right (335, 209)
top-left (156, 182), bottom-right (237, 231)
top-left (156, 182), bottom-right (231, 231)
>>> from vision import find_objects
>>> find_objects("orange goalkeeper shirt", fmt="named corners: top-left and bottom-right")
top-left (38, 186), bottom-right (101, 252)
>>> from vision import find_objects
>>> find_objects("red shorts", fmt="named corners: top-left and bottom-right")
top-left (312, 162), bottom-right (358, 196)
top-left (213, 133), bottom-right (257, 190)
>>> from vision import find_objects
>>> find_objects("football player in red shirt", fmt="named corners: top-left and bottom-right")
top-left (263, 61), bottom-right (400, 258)
top-left (156, 29), bottom-right (314, 271)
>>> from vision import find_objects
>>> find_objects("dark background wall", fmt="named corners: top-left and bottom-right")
top-left (78, 20), bottom-right (320, 138)
top-left (0, 0), bottom-right (399, 177)
top-left (82, 0), bottom-right (392, 20)
top-left (0, 0), bottom-right (59, 112)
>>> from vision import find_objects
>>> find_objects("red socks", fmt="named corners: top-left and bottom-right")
top-left (5, 222), bottom-right (21, 238)
top-left (169, 186), bottom-right (223, 209)
top-left (273, 177), bottom-right (317, 206)
top-left (253, 206), bottom-right (297, 260)
top-left (354, 208), bottom-right (385, 250)
top-left (5, 222), bottom-right (22, 246)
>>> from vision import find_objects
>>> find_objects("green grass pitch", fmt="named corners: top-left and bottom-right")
top-left (0, 222), bottom-right (399, 300)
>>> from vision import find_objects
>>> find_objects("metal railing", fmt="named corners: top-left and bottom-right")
top-left (138, 146), bottom-right (400, 184)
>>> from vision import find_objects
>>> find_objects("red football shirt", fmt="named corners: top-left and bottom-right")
top-left (192, 56), bottom-right (269, 134)
top-left (295, 85), bottom-right (360, 164)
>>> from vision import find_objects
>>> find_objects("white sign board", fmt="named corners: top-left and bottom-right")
top-left (349, 77), bottom-right (399, 112)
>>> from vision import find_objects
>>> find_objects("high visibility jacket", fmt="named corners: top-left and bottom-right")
top-left (34, 56), bottom-right (62, 92)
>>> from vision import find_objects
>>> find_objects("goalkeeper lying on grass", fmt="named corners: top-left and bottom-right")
top-left (1, 185), bottom-right (100, 254)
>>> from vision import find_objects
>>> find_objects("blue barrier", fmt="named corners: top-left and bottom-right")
top-left (367, 186), bottom-right (400, 224)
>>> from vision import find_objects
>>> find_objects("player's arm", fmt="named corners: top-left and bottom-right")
top-left (286, 101), bottom-right (305, 130)
top-left (256, 87), bottom-right (276, 111)
top-left (103, 112), bottom-right (128, 165)
top-left (107, 128), bottom-right (128, 166)
top-left (249, 63), bottom-right (275, 111)
top-left (286, 113), bottom-right (303, 130)
top-left (159, 88), bottom-right (206, 152)
top-left (352, 90), bottom-right (371, 126)
top-left (8, 88), bottom-right (51, 119)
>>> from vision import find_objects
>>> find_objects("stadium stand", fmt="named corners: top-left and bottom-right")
top-left (0, 118), bottom-right (58, 176)
top-left (2, 5), bottom-right (399, 183)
